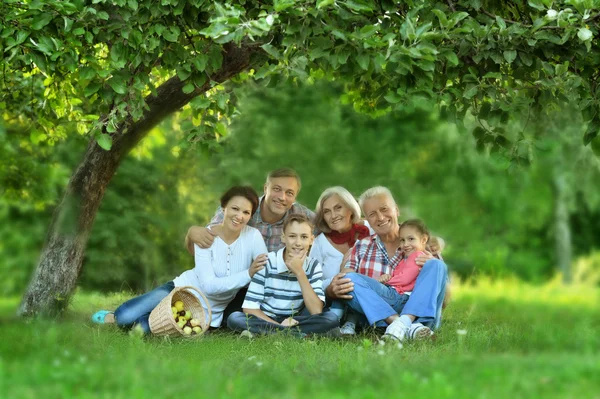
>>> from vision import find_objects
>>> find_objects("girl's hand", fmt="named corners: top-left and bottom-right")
top-left (378, 274), bottom-right (391, 284)
top-left (280, 317), bottom-right (299, 327)
top-left (249, 254), bottom-right (268, 278)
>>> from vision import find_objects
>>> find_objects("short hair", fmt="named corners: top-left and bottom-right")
top-left (266, 168), bottom-right (302, 192)
top-left (283, 213), bottom-right (314, 233)
top-left (400, 219), bottom-right (430, 242)
top-left (358, 186), bottom-right (396, 212)
top-left (220, 186), bottom-right (260, 216)
top-left (314, 186), bottom-right (362, 233)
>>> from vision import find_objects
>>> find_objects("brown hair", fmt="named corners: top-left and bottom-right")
top-left (283, 213), bottom-right (314, 233)
top-left (267, 168), bottom-right (302, 191)
top-left (400, 219), bottom-right (430, 242)
top-left (220, 186), bottom-right (260, 216)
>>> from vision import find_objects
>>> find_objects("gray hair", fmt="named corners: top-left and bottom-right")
top-left (314, 186), bottom-right (362, 233)
top-left (358, 186), bottom-right (396, 212)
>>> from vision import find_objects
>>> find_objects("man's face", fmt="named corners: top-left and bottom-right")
top-left (281, 221), bottom-right (314, 256)
top-left (363, 194), bottom-right (399, 236)
top-left (263, 177), bottom-right (299, 218)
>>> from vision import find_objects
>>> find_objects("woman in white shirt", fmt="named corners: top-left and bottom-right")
top-left (92, 186), bottom-right (268, 333)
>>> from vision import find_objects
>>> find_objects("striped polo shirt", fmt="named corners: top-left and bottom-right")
top-left (242, 248), bottom-right (325, 318)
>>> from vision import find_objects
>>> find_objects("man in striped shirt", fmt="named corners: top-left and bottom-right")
top-left (227, 214), bottom-right (339, 335)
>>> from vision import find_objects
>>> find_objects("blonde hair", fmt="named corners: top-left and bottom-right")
top-left (314, 187), bottom-right (362, 233)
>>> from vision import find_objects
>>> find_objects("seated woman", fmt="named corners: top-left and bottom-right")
top-left (91, 186), bottom-right (268, 333)
top-left (309, 186), bottom-right (372, 334)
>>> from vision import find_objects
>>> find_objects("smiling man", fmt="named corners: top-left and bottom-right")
top-left (185, 168), bottom-right (315, 253)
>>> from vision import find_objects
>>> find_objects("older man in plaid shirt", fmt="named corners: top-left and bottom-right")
top-left (327, 186), bottom-right (447, 341)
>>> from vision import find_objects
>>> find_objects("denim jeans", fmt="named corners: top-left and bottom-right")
top-left (343, 259), bottom-right (447, 329)
top-left (227, 310), bottom-right (339, 335)
top-left (114, 281), bottom-right (175, 334)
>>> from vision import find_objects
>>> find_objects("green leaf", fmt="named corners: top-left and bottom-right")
top-left (261, 44), bottom-right (282, 60)
top-left (97, 134), bottom-right (113, 150)
top-left (317, 0), bottom-right (334, 8)
top-left (31, 14), bottom-right (53, 30)
top-left (97, 11), bottom-right (109, 20)
top-left (503, 50), bottom-right (517, 64)
top-left (463, 85), bottom-right (478, 99)
top-left (182, 83), bottom-right (195, 94)
top-left (84, 81), bottom-right (102, 97)
top-left (443, 51), bottom-right (459, 66)
top-left (355, 53), bottom-right (370, 70)
top-left (191, 96), bottom-right (211, 109)
top-left (107, 75), bottom-right (127, 94)
top-left (483, 72), bottom-right (502, 79)
top-left (432, 9), bottom-right (448, 28)
top-left (495, 16), bottom-right (506, 30)
top-left (128, 0), bottom-right (138, 10)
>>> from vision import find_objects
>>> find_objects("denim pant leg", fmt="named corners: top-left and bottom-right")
top-left (344, 273), bottom-right (404, 326)
top-left (227, 311), bottom-right (287, 334)
top-left (114, 281), bottom-right (175, 334)
top-left (293, 310), bottom-right (340, 334)
top-left (400, 259), bottom-right (447, 330)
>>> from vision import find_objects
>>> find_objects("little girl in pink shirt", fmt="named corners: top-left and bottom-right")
top-left (378, 219), bottom-right (430, 294)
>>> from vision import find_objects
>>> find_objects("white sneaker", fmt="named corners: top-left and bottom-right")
top-left (382, 318), bottom-right (409, 342)
top-left (408, 322), bottom-right (433, 340)
top-left (340, 321), bottom-right (356, 335)
top-left (240, 330), bottom-right (254, 339)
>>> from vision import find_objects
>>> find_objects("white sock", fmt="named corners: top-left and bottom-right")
top-left (399, 315), bottom-right (412, 329)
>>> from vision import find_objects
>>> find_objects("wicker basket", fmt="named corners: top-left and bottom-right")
top-left (149, 286), bottom-right (211, 337)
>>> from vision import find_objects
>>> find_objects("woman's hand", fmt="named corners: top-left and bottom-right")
top-left (280, 317), bottom-right (299, 327)
top-left (249, 254), bottom-right (268, 278)
top-left (377, 273), bottom-right (391, 284)
top-left (415, 250), bottom-right (434, 269)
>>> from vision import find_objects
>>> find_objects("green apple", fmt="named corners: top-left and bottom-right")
top-left (177, 319), bottom-right (187, 329)
top-left (171, 306), bottom-right (178, 314)
top-left (192, 326), bottom-right (202, 334)
top-left (190, 319), bottom-right (200, 327)
top-left (184, 311), bottom-right (192, 320)
top-left (174, 301), bottom-right (185, 311)
top-left (183, 326), bottom-right (192, 335)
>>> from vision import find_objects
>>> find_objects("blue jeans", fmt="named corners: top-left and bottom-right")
top-left (227, 310), bottom-right (339, 335)
top-left (343, 259), bottom-right (447, 329)
top-left (114, 281), bottom-right (175, 334)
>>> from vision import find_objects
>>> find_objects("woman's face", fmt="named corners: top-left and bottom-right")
top-left (223, 196), bottom-right (253, 232)
top-left (399, 225), bottom-right (428, 256)
top-left (322, 195), bottom-right (353, 233)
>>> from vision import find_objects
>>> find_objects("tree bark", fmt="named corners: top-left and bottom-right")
top-left (18, 43), bottom-right (257, 317)
top-left (552, 169), bottom-right (572, 283)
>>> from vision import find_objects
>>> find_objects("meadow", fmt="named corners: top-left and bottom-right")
top-left (0, 277), bottom-right (598, 399)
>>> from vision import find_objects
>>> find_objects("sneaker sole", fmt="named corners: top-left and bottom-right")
top-left (411, 326), bottom-right (434, 340)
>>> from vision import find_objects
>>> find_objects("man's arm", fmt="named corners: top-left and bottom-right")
top-left (183, 206), bottom-right (224, 254)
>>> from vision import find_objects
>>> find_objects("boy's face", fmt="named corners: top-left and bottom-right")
top-left (281, 221), bottom-right (314, 256)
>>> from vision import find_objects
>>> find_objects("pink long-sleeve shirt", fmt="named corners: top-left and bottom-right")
top-left (386, 250), bottom-right (424, 294)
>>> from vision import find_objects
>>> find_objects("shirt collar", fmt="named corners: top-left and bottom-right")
top-left (255, 195), bottom-right (296, 226)
top-left (274, 248), bottom-right (310, 274)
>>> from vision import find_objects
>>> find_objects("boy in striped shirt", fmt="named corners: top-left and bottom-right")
top-left (227, 214), bottom-right (339, 336)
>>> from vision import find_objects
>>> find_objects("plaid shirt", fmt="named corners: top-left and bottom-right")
top-left (345, 234), bottom-right (404, 279)
top-left (210, 196), bottom-right (315, 252)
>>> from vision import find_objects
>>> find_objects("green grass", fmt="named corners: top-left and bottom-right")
top-left (1, 278), bottom-right (599, 399)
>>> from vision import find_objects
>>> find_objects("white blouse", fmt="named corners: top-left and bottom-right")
top-left (173, 225), bottom-right (267, 327)
top-left (309, 222), bottom-right (374, 291)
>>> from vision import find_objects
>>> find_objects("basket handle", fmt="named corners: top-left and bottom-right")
top-left (178, 285), bottom-right (212, 326)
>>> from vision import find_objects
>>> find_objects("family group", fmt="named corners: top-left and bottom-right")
top-left (92, 168), bottom-right (448, 342)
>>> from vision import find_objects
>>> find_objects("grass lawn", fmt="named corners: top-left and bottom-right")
top-left (0, 278), bottom-right (598, 399)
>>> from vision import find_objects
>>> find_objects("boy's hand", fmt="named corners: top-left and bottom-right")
top-left (280, 317), bottom-right (299, 327)
top-left (249, 254), bottom-right (268, 278)
top-left (284, 250), bottom-right (306, 276)
top-left (378, 274), bottom-right (391, 284)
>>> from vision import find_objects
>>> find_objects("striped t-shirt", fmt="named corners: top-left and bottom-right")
top-left (242, 248), bottom-right (325, 318)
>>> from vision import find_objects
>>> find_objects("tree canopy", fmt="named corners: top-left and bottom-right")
top-left (3, 0), bottom-right (600, 316)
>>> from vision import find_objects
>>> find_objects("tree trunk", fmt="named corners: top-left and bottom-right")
top-left (18, 43), bottom-right (257, 317)
top-left (552, 169), bottom-right (572, 283)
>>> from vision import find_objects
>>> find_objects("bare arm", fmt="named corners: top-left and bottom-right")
top-left (243, 308), bottom-right (280, 325)
top-left (295, 272), bottom-right (323, 315)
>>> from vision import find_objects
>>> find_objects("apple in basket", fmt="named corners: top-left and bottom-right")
top-left (174, 301), bottom-right (185, 312)
top-left (184, 310), bottom-right (192, 320)
top-left (183, 326), bottom-right (193, 335)
top-left (192, 326), bottom-right (202, 334)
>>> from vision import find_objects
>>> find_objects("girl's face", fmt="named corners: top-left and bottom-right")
top-left (222, 196), bottom-right (253, 232)
top-left (322, 195), bottom-right (353, 233)
top-left (399, 225), bottom-right (428, 256)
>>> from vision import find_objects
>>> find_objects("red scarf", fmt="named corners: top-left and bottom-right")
top-left (326, 224), bottom-right (371, 247)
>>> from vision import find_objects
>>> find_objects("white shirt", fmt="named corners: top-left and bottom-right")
top-left (309, 221), bottom-right (374, 291)
top-left (173, 225), bottom-right (267, 327)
